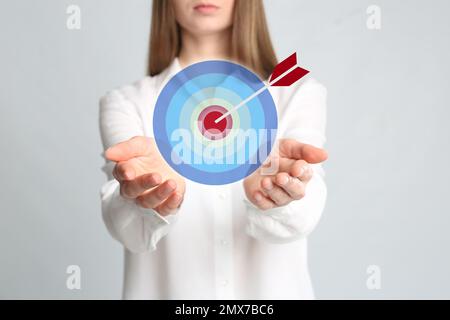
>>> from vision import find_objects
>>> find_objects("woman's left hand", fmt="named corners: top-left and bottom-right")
top-left (243, 139), bottom-right (328, 210)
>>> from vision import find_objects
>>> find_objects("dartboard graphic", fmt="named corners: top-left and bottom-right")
top-left (153, 60), bottom-right (278, 185)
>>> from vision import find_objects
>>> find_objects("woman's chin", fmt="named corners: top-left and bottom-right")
top-left (189, 25), bottom-right (231, 36)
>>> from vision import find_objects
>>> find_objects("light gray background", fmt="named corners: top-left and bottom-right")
top-left (0, 0), bottom-right (449, 299)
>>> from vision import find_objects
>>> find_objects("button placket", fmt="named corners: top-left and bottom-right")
top-left (212, 186), bottom-right (234, 299)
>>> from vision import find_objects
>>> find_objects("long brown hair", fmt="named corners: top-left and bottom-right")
top-left (148, 0), bottom-right (277, 79)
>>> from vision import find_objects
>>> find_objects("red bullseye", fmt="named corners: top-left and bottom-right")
top-left (203, 111), bottom-right (227, 133)
top-left (198, 105), bottom-right (233, 140)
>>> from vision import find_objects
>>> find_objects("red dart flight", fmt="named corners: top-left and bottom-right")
top-left (215, 52), bottom-right (309, 123)
top-left (269, 52), bottom-right (310, 86)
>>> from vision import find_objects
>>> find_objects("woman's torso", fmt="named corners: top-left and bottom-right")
top-left (109, 59), bottom-right (323, 299)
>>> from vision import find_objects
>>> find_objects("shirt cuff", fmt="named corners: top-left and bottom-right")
top-left (244, 199), bottom-right (308, 244)
top-left (101, 179), bottom-right (178, 252)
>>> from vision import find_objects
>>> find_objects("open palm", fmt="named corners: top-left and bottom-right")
top-left (244, 139), bottom-right (328, 210)
top-left (106, 136), bottom-right (185, 216)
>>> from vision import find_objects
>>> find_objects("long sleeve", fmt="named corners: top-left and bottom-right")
top-left (245, 79), bottom-right (328, 243)
top-left (99, 89), bottom-right (177, 253)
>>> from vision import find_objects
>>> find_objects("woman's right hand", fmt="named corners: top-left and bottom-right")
top-left (105, 136), bottom-right (186, 216)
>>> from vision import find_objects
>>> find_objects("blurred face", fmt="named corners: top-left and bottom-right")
top-left (172, 0), bottom-right (235, 36)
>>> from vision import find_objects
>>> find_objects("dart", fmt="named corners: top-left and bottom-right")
top-left (215, 52), bottom-right (309, 124)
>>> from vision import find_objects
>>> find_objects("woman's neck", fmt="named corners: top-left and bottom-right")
top-left (178, 29), bottom-right (232, 67)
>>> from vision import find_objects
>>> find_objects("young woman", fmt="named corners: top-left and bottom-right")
top-left (100, 0), bottom-right (328, 299)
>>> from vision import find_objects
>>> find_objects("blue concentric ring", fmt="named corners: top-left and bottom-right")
top-left (153, 60), bottom-right (277, 185)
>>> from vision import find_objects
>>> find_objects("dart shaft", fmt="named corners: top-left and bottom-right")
top-left (215, 85), bottom-right (268, 123)
top-left (215, 64), bottom-right (298, 124)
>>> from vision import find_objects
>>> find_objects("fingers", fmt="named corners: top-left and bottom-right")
top-left (272, 160), bottom-right (313, 201)
top-left (113, 161), bottom-right (136, 182)
top-left (290, 161), bottom-right (314, 182)
top-left (117, 171), bottom-right (183, 215)
top-left (136, 180), bottom-right (177, 210)
top-left (120, 173), bottom-right (162, 199)
top-left (303, 144), bottom-right (328, 164)
top-left (105, 136), bottom-right (152, 162)
top-left (280, 139), bottom-right (328, 164)
top-left (247, 153), bottom-right (316, 210)
top-left (106, 137), bottom-right (184, 215)
top-left (274, 172), bottom-right (306, 200)
top-left (261, 177), bottom-right (292, 206)
top-left (260, 155), bottom-right (280, 176)
top-left (254, 163), bottom-right (312, 209)
top-left (266, 157), bottom-right (315, 181)
top-left (155, 192), bottom-right (184, 216)
top-left (251, 191), bottom-right (275, 211)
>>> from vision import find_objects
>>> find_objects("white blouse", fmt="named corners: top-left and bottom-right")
top-left (99, 59), bottom-right (327, 300)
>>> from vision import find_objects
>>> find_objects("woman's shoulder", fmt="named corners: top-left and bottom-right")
top-left (272, 77), bottom-right (327, 104)
top-left (100, 60), bottom-right (178, 107)
top-left (99, 73), bottom-right (165, 110)
top-left (297, 77), bottom-right (327, 94)
top-left (268, 77), bottom-right (327, 120)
